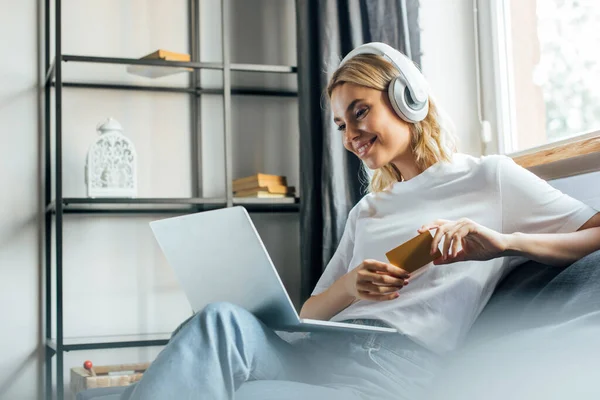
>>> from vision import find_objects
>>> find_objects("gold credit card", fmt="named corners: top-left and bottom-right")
top-left (385, 231), bottom-right (442, 273)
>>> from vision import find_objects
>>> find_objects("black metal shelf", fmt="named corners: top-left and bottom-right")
top-left (59, 81), bottom-right (196, 94)
top-left (227, 88), bottom-right (298, 97)
top-left (47, 54), bottom-right (297, 77)
top-left (45, 197), bottom-right (300, 214)
top-left (46, 333), bottom-right (171, 352)
top-left (230, 63), bottom-right (297, 74)
top-left (62, 54), bottom-right (224, 70)
top-left (43, 1), bottom-right (300, 398)
top-left (51, 81), bottom-right (298, 97)
top-left (45, 197), bottom-right (225, 214)
top-left (234, 197), bottom-right (300, 213)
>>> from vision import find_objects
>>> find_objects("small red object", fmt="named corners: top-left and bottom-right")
top-left (83, 360), bottom-right (93, 370)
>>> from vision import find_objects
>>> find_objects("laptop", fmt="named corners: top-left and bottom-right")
top-left (149, 206), bottom-right (397, 334)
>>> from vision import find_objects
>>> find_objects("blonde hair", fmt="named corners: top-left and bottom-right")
top-left (327, 54), bottom-right (457, 193)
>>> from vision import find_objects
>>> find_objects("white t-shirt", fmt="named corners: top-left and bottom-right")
top-left (312, 153), bottom-right (597, 354)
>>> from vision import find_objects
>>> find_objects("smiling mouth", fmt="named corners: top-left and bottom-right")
top-left (357, 137), bottom-right (377, 157)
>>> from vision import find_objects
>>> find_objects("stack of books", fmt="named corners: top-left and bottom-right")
top-left (127, 49), bottom-right (192, 78)
top-left (233, 173), bottom-right (295, 201)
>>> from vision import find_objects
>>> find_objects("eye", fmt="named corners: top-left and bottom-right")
top-left (337, 123), bottom-right (346, 132)
top-left (355, 107), bottom-right (368, 119)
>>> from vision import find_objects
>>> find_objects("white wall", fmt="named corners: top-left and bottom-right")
top-left (1, 0), bottom-right (299, 398)
top-left (0, 1), bottom-right (41, 399)
top-left (419, 0), bottom-right (481, 156)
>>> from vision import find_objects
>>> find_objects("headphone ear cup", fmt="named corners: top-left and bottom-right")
top-left (388, 76), bottom-right (412, 123)
top-left (388, 77), bottom-right (428, 123)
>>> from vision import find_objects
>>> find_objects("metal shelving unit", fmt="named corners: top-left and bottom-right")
top-left (46, 333), bottom-right (173, 353)
top-left (45, 197), bottom-right (300, 214)
top-left (42, 1), bottom-right (299, 399)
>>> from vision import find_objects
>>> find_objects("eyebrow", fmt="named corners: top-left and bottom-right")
top-left (333, 99), bottom-right (364, 123)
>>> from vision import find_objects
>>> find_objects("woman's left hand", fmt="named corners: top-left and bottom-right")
top-left (418, 218), bottom-right (509, 265)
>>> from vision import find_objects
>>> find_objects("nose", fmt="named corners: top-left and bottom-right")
top-left (343, 123), bottom-right (360, 145)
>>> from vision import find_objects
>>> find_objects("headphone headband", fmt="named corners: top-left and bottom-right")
top-left (338, 42), bottom-right (429, 123)
top-left (339, 42), bottom-right (428, 104)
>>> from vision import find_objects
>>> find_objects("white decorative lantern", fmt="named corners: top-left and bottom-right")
top-left (85, 117), bottom-right (138, 198)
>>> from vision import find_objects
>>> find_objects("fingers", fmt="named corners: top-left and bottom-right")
top-left (423, 218), bottom-right (473, 258)
top-left (355, 260), bottom-right (410, 302)
top-left (357, 270), bottom-right (406, 287)
top-left (419, 219), bottom-right (452, 255)
top-left (431, 224), bottom-right (447, 256)
top-left (434, 249), bottom-right (467, 265)
top-left (361, 259), bottom-right (409, 279)
top-left (433, 219), bottom-right (474, 263)
top-left (450, 231), bottom-right (462, 258)
top-left (356, 269), bottom-right (407, 296)
top-left (441, 229), bottom-right (453, 260)
top-left (442, 221), bottom-right (467, 260)
top-left (356, 281), bottom-right (405, 295)
top-left (357, 290), bottom-right (400, 302)
top-left (418, 219), bottom-right (449, 234)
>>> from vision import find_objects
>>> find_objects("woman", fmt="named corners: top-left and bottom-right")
top-left (122, 43), bottom-right (600, 400)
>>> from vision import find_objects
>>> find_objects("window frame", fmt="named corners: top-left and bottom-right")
top-left (476, 0), bottom-right (600, 175)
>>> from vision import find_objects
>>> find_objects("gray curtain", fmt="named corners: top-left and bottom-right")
top-left (296, 0), bottom-right (421, 301)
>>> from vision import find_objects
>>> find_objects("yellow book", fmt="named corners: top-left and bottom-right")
top-left (233, 183), bottom-right (294, 194)
top-left (127, 49), bottom-right (192, 79)
top-left (235, 191), bottom-right (287, 198)
top-left (234, 186), bottom-right (295, 197)
top-left (232, 174), bottom-right (287, 189)
top-left (141, 49), bottom-right (191, 62)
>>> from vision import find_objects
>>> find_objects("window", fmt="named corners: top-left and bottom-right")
top-left (486, 0), bottom-right (600, 154)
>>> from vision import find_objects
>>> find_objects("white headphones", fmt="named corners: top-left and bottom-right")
top-left (339, 42), bottom-right (429, 123)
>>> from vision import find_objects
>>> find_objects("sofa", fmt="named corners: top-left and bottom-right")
top-left (76, 250), bottom-right (600, 400)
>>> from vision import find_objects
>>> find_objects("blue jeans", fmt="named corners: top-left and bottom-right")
top-left (120, 302), bottom-right (440, 400)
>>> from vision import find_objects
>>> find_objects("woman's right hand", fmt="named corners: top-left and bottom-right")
top-left (345, 259), bottom-right (410, 301)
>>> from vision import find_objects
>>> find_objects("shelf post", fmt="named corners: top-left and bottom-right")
top-left (43, 0), bottom-right (53, 397)
top-left (55, 0), bottom-right (65, 398)
top-left (221, 0), bottom-right (233, 207)
top-left (189, 0), bottom-right (203, 199)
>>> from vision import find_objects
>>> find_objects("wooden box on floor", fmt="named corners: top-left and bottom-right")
top-left (70, 363), bottom-right (149, 399)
